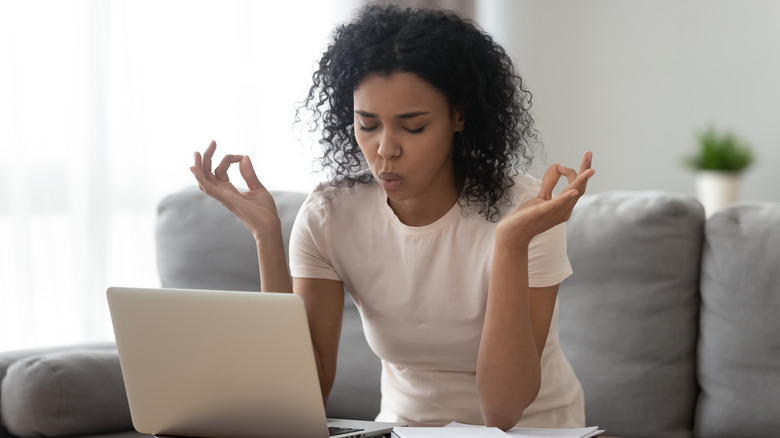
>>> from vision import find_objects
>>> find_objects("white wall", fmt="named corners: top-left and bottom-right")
top-left (477, 0), bottom-right (780, 202)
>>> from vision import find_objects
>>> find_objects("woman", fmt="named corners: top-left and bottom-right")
top-left (190, 4), bottom-right (594, 431)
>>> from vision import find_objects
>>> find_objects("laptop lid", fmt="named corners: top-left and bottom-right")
top-left (107, 287), bottom-right (396, 438)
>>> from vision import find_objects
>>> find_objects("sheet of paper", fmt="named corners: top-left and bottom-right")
top-left (505, 427), bottom-right (604, 438)
top-left (444, 422), bottom-right (604, 438)
top-left (393, 425), bottom-right (508, 437)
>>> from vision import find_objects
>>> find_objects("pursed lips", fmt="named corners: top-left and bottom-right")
top-left (378, 171), bottom-right (401, 181)
top-left (378, 171), bottom-right (402, 190)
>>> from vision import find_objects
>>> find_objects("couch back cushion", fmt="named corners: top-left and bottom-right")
top-left (696, 202), bottom-right (780, 438)
top-left (156, 188), bottom-right (307, 291)
top-left (558, 191), bottom-right (703, 438)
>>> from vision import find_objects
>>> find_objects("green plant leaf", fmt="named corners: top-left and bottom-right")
top-left (683, 126), bottom-right (754, 172)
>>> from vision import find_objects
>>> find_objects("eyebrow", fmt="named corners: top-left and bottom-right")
top-left (354, 110), bottom-right (431, 120)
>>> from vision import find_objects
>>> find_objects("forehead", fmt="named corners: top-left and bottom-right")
top-left (353, 71), bottom-right (450, 113)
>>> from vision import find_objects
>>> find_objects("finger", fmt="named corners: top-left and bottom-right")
top-left (573, 168), bottom-right (596, 188)
top-left (190, 159), bottom-right (211, 191)
top-left (556, 189), bottom-right (581, 222)
top-left (530, 188), bottom-right (580, 225)
top-left (193, 150), bottom-right (217, 183)
top-left (560, 168), bottom-right (596, 198)
top-left (191, 162), bottom-right (234, 198)
top-left (557, 165), bottom-right (578, 185)
top-left (214, 154), bottom-right (243, 181)
top-left (202, 140), bottom-right (217, 174)
top-left (577, 151), bottom-right (594, 193)
top-left (579, 151), bottom-right (593, 174)
top-left (239, 155), bottom-right (265, 191)
top-left (191, 151), bottom-right (204, 180)
top-left (538, 164), bottom-right (562, 200)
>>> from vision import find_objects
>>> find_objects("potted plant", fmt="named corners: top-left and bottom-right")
top-left (683, 126), bottom-right (754, 217)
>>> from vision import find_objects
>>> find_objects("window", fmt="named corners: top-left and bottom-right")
top-left (0, 0), bottom-right (359, 350)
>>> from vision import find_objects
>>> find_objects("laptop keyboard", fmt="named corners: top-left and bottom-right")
top-left (328, 426), bottom-right (364, 436)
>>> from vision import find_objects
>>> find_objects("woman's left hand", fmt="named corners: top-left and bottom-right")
top-left (497, 151), bottom-right (595, 246)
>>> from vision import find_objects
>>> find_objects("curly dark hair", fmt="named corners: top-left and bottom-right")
top-left (298, 4), bottom-right (538, 221)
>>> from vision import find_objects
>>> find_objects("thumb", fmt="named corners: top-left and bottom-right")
top-left (538, 164), bottom-right (562, 200)
top-left (239, 155), bottom-right (265, 191)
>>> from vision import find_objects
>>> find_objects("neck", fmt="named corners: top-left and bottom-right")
top-left (388, 197), bottom-right (458, 227)
top-left (387, 175), bottom-right (463, 227)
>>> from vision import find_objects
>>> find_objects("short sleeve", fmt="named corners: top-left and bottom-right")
top-left (289, 189), bottom-right (342, 281)
top-left (528, 222), bottom-right (573, 288)
top-left (510, 173), bottom-right (574, 288)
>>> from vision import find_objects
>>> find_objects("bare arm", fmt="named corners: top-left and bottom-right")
top-left (294, 277), bottom-right (345, 402)
top-left (477, 152), bottom-right (594, 430)
top-left (190, 141), bottom-right (343, 401)
top-left (191, 140), bottom-right (293, 291)
top-left (477, 247), bottom-right (559, 429)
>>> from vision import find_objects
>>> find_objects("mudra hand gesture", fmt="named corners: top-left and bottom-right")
top-left (189, 140), bottom-right (280, 237)
top-left (498, 151), bottom-right (595, 246)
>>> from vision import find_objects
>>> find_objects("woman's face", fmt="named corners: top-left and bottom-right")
top-left (353, 71), bottom-right (464, 215)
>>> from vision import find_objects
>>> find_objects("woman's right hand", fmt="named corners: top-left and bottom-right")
top-left (190, 140), bottom-right (281, 238)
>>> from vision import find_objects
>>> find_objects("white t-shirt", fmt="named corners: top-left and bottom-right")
top-left (289, 174), bottom-right (584, 428)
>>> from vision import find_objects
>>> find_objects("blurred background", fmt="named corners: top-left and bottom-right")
top-left (1, 0), bottom-right (778, 351)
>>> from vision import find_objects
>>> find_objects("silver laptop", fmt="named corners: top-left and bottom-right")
top-left (107, 286), bottom-right (401, 438)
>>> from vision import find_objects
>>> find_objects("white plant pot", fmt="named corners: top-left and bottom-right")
top-left (695, 171), bottom-right (740, 218)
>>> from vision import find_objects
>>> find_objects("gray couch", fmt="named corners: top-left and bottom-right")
top-left (1, 188), bottom-right (778, 438)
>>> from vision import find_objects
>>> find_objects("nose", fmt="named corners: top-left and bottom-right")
top-left (376, 128), bottom-right (401, 159)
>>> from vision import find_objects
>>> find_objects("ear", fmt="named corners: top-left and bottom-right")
top-left (453, 104), bottom-right (465, 132)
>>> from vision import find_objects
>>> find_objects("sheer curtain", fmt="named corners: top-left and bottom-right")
top-left (0, 0), bottom-right (359, 351)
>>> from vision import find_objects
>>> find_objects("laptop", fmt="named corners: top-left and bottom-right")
top-left (107, 286), bottom-right (402, 438)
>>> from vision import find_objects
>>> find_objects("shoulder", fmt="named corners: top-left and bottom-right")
top-left (487, 172), bottom-right (541, 218)
top-left (508, 172), bottom-right (542, 204)
top-left (459, 173), bottom-right (541, 222)
top-left (306, 177), bottom-right (380, 206)
top-left (291, 178), bottom-right (385, 258)
top-left (298, 177), bottom-right (383, 223)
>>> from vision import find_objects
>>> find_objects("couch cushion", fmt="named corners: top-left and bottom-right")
top-left (0, 343), bottom-right (119, 438)
top-left (696, 202), bottom-right (780, 438)
top-left (0, 349), bottom-right (131, 437)
top-left (558, 191), bottom-right (703, 438)
top-left (156, 188), bottom-right (307, 291)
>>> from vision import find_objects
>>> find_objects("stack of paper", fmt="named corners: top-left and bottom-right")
top-left (392, 426), bottom-right (507, 438)
top-left (391, 422), bottom-right (604, 438)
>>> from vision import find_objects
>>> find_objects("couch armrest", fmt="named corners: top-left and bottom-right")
top-left (0, 344), bottom-right (132, 438)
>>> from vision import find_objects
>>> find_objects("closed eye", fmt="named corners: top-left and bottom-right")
top-left (359, 124), bottom-right (378, 132)
top-left (405, 126), bottom-right (425, 134)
